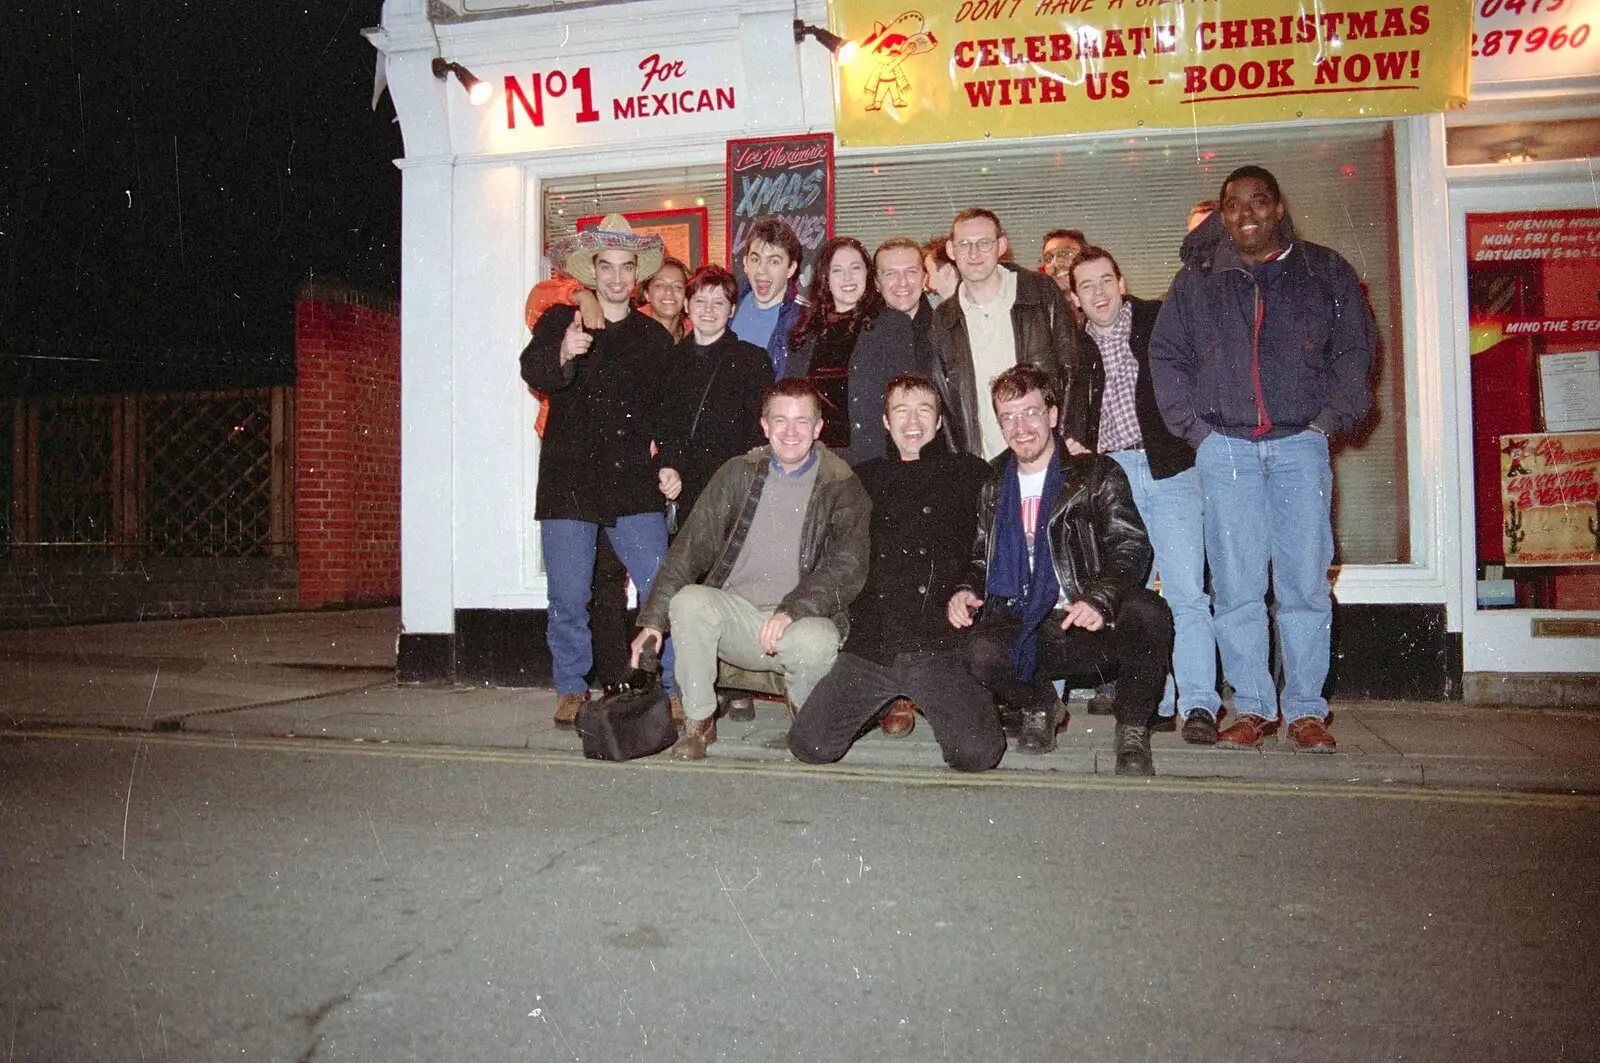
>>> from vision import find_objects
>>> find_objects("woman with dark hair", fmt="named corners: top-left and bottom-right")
top-left (656, 265), bottom-right (771, 519)
top-left (639, 257), bottom-right (690, 342)
top-left (784, 237), bottom-right (884, 455)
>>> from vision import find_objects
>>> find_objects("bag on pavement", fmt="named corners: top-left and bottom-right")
top-left (575, 646), bottom-right (676, 761)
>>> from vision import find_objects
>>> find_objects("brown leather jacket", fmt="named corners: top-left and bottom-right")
top-left (927, 267), bottom-right (1082, 456)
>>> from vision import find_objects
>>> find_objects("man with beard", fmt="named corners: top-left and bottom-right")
top-left (948, 364), bottom-right (1172, 774)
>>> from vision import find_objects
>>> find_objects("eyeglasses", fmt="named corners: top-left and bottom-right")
top-left (1042, 248), bottom-right (1079, 264)
top-left (954, 238), bottom-right (998, 256)
top-left (998, 407), bottom-right (1048, 428)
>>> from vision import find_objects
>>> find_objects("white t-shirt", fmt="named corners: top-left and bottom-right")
top-left (1017, 467), bottom-right (1046, 564)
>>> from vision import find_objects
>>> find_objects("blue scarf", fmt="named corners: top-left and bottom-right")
top-left (986, 445), bottom-right (1063, 683)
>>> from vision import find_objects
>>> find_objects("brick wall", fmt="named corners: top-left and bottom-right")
top-left (0, 553), bottom-right (298, 628)
top-left (294, 279), bottom-right (401, 609)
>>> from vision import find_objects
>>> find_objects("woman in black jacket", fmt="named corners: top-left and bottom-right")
top-left (784, 237), bottom-right (885, 454)
top-left (657, 265), bottom-right (771, 522)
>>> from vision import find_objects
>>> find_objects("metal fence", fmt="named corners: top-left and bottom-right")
top-left (4, 388), bottom-right (296, 557)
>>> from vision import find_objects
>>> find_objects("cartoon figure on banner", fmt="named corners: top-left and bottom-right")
top-left (862, 12), bottom-right (937, 112)
top-left (1503, 438), bottom-right (1530, 478)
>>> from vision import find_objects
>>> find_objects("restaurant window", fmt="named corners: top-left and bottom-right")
top-left (543, 166), bottom-right (727, 275)
top-left (836, 122), bottom-right (1409, 566)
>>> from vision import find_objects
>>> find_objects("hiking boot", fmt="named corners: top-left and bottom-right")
top-left (1114, 723), bottom-right (1154, 776)
top-left (1149, 713), bottom-right (1177, 733)
top-left (1181, 710), bottom-right (1220, 745)
top-left (671, 716), bottom-right (718, 760)
top-left (1216, 713), bottom-right (1276, 749)
top-left (880, 698), bottom-right (917, 737)
top-left (554, 692), bottom-right (588, 729)
top-left (1087, 682), bottom-right (1116, 715)
top-left (1287, 716), bottom-right (1337, 753)
top-left (1016, 700), bottom-right (1064, 754)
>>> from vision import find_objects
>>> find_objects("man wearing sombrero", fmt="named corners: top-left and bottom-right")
top-left (521, 214), bottom-right (679, 725)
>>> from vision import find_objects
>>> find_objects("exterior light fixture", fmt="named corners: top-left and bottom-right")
top-left (432, 57), bottom-right (492, 106)
top-left (794, 20), bottom-right (857, 61)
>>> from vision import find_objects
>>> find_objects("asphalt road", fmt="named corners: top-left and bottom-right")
top-left (2, 731), bottom-right (1597, 1063)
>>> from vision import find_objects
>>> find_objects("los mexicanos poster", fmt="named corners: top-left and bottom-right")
top-left (1500, 432), bottom-right (1600, 566)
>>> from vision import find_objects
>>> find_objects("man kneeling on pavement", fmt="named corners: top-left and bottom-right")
top-left (790, 373), bottom-right (1004, 772)
top-left (631, 378), bottom-right (872, 760)
top-left (947, 364), bottom-right (1174, 775)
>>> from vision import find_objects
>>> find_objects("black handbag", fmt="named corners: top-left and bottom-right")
top-left (575, 646), bottom-right (676, 761)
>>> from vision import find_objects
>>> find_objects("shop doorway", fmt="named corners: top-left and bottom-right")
top-left (1451, 174), bottom-right (1600, 680)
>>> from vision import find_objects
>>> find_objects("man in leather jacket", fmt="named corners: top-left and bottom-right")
top-left (947, 364), bottom-right (1173, 774)
top-left (927, 208), bottom-right (1082, 460)
top-left (631, 379), bottom-right (871, 761)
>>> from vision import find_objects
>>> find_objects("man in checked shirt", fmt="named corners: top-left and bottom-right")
top-left (1064, 246), bottom-right (1223, 746)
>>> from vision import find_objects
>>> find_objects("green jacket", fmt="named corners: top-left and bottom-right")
top-left (637, 445), bottom-right (872, 638)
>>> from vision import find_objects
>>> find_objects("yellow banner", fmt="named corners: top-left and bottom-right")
top-left (829, 0), bottom-right (1473, 147)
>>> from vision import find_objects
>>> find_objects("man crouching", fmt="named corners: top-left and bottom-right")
top-left (947, 364), bottom-right (1173, 775)
top-left (631, 379), bottom-right (872, 760)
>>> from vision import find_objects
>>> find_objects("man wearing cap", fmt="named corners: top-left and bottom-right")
top-left (520, 214), bottom-right (678, 726)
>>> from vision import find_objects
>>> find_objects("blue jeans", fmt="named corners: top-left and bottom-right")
top-left (1109, 450), bottom-right (1218, 720)
top-left (540, 514), bottom-right (673, 695)
top-left (1195, 431), bottom-right (1333, 723)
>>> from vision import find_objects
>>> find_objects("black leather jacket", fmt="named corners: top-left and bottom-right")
top-left (962, 444), bottom-right (1152, 624)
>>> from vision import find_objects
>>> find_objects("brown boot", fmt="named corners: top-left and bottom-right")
top-left (671, 716), bottom-right (717, 760)
top-left (880, 697), bottom-right (917, 736)
top-left (553, 692), bottom-right (587, 728)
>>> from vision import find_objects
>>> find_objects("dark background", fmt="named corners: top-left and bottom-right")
top-left (0, 3), bottom-right (400, 394)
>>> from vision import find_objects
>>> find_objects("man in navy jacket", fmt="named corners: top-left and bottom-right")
top-left (1150, 165), bottom-right (1375, 754)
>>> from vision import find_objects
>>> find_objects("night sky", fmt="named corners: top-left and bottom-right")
top-left (1, 3), bottom-right (401, 393)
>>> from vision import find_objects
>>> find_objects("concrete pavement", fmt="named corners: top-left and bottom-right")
top-left (3, 607), bottom-right (1597, 793)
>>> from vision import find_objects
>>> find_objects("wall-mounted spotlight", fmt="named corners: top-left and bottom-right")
top-left (432, 57), bottom-right (493, 106)
top-left (794, 20), bottom-right (857, 62)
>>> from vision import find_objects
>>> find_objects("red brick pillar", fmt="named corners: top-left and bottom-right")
top-left (294, 279), bottom-right (401, 609)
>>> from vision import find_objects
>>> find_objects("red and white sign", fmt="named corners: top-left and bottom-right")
top-left (450, 44), bottom-right (747, 154)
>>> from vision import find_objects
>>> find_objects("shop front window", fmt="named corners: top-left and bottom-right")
top-left (836, 122), bottom-right (1409, 566)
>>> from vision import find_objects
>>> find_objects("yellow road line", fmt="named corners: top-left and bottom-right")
top-left (7, 727), bottom-right (1598, 811)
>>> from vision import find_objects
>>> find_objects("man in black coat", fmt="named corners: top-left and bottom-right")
top-left (520, 214), bottom-right (677, 727)
top-left (790, 373), bottom-right (1004, 772)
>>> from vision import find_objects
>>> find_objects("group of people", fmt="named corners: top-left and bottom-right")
top-left (517, 163), bottom-right (1376, 775)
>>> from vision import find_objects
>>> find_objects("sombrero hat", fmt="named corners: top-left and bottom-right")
top-left (552, 213), bottom-right (665, 287)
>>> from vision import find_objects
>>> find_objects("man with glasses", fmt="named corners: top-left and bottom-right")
top-left (948, 364), bottom-right (1172, 774)
top-left (1040, 228), bottom-right (1088, 294)
top-left (928, 208), bottom-right (1080, 460)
